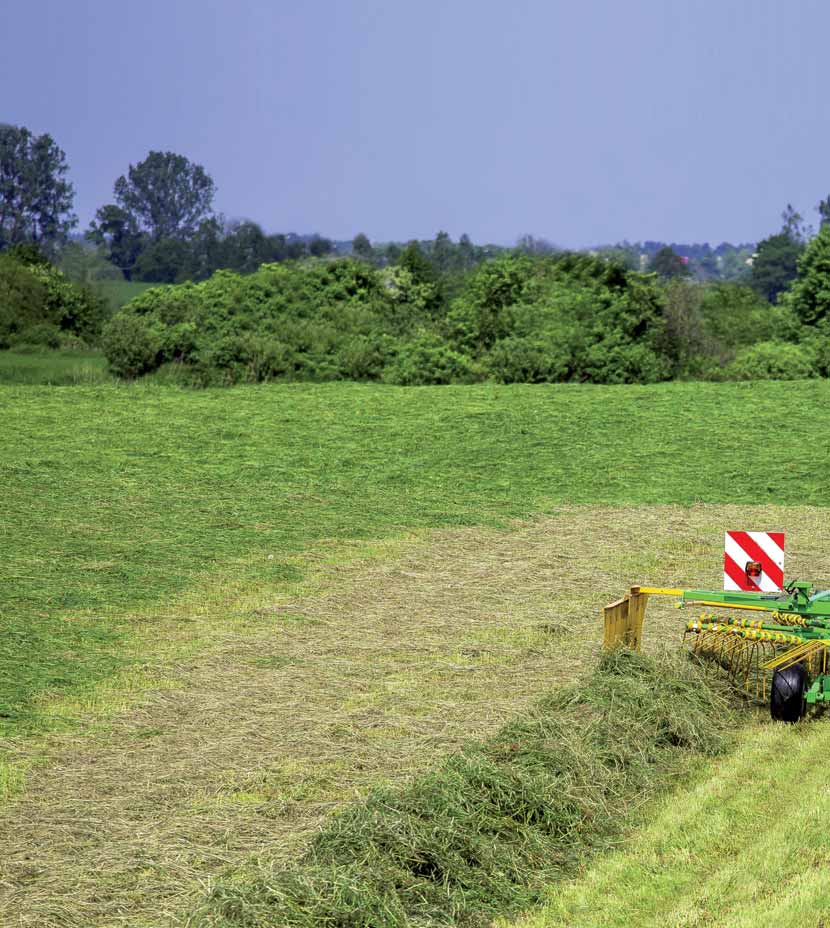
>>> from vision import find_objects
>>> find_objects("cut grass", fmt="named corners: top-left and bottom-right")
top-left (0, 506), bottom-right (800, 928)
top-left (3, 380), bottom-right (830, 732)
top-left (191, 649), bottom-right (741, 928)
top-left (503, 717), bottom-right (830, 928)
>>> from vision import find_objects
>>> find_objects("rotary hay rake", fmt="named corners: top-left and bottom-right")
top-left (604, 581), bottom-right (830, 722)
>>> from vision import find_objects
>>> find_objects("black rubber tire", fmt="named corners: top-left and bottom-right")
top-left (770, 664), bottom-right (807, 723)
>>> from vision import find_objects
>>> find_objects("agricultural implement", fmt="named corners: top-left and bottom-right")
top-left (604, 580), bottom-right (830, 722)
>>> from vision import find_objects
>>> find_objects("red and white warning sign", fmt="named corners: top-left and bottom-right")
top-left (724, 531), bottom-right (785, 592)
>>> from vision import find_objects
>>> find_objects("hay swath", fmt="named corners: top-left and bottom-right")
top-left (604, 580), bottom-right (830, 722)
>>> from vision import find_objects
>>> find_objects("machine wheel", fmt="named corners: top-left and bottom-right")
top-left (770, 664), bottom-right (807, 723)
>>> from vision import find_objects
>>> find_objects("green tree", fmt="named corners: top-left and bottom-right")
top-left (87, 204), bottom-right (145, 280)
top-left (220, 220), bottom-right (269, 274)
top-left (751, 233), bottom-right (804, 303)
top-left (111, 150), bottom-right (215, 241)
top-left (789, 224), bottom-right (830, 326)
top-left (781, 203), bottom-right (808, 241)
top-left (352, 233), bottom-right (373, 261)
top-left (309, 236), bottom-right (333, 257)
top-left (457, 233), bottom-right (475, 269)
top-left (432, 231), bottom-right (454, 272)
top-left (750, 204), bottom-right (810, 303)
top-left (817, 195), bottom-right (830, 230)
top-left (0, 124), bottom-right (76, 252)
top-left (397, 241), bottom-right (443, 315)
top-left (134, 237), bottom-right (192, 283)
top-left (651, 246), bottom-right (689, 279)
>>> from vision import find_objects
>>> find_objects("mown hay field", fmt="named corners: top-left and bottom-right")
top-left (2, 379), bottom-right (830, 926)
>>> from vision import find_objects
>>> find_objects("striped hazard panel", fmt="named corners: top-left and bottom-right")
top-left (724, 530), bottom-right (785, 592)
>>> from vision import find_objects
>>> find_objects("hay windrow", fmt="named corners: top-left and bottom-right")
top-left (193, 650), bottom-right (740, 928)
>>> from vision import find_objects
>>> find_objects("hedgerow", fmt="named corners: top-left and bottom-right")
top-left (102, 254), bottom-right (679, 385)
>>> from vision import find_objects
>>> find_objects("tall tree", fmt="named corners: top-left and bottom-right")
top-left (309, 236), bottom-right (333, 257)
top-left (781, 203), bottom-right (808, 242)
top-left (651, 246), bottom-right (689, 279)
top-left (750, 205), bottom-right (808, 303)
top-left (457, 233), bottom-right (475, 269)
top-left (111, 150), bottom-right (215, 241)
top-left (0, 124), bottom-right (76, 252)
top-left (750, 233), bottom-right (803, 303)
top-left (87, 204), bottom-right (145, 280)
top-left (817, 195), bottom-right (830, 230)
top-left (789, 224), bottom-right (830, 326)
top-left (397, 241), bottom-right (443, 315)
top-left (432, 231), bottom-right (454, 271)
top-left (352, 232), bottom-right (373, 261)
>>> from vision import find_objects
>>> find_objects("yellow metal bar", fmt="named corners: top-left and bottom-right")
top-left (684, 599), bottom-right (769, 612)
top-left (763, 640), bottom-right (827, 671)
top-left (636, 587), bottom-right (682, 596)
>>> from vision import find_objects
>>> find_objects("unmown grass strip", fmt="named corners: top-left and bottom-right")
top-left (504, 715), bottom-right (830, 928)
top-left (0, 350), bottom-right (111, 385)
top-left (3, 380), bottom-right (830, 730)
top-left (191, 649), bottom-right (741, 928)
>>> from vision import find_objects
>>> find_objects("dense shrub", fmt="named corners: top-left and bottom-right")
top-left (0, 250), bottom-right (107, 348)
top-left (486, 336), bottom-right (570, 383)
top-left (383, 334), bottom-right (478, 385)
top-left (726, 340), bottom-right (817, 381)
top-left (99, 251), bottom-right (826, 387)
top-left (100, 313), bottom-right (161, 378)
top-left (8, 322), bottom-right (62, 350)
top-left (0, 255), bottom-right (48, 348)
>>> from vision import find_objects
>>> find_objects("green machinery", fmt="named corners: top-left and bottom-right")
top-left (603, 581), bottom-right (830, 722)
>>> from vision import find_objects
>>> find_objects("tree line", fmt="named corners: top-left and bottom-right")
top-left (3, 121), bottom-right (830, 387)
top-left (0, 121), bottom-right (789, 287)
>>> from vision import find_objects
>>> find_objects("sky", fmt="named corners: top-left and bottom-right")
top-left (2, 0), bottom-right (829, 247)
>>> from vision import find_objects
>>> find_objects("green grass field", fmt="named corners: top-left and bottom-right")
top-left (3, 377), bottom-right (830, 926)
top-left (4, 378), bottom-right (830, 730)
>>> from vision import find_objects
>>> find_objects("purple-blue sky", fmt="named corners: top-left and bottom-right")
top-left (3, 0), bottom-right (828, 246)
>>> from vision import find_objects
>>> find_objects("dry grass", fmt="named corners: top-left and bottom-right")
top-left (1, 504), bottom-right (828, 927)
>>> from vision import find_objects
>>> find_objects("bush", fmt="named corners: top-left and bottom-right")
top-left (383, 335), bottom-right (478, 385)
top-left (336, 335), bottom-right (395, 381)
top-left (579, 341), bottom-right (672, 385)
top-left (726, 340), bottom-right (817, 381)
top-left (97, 254), bottom-right (675, 387)
top-left (28, 263), bottom-right (108, 343)
top-left (486, 336), bottom-right (570, 383)
top-left (8, 323), bottom-right (62, 350)
top-left (0, 255), bottom-right (48, 347)
top-left (100, 314), bottom-right (161, 378)
top-left (0, 251), bottom-right (107, 348)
